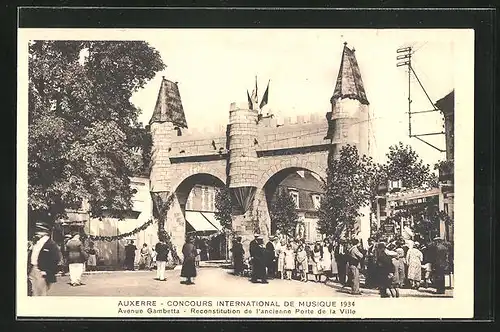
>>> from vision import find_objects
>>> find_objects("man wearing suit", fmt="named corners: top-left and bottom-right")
top-left (28, 222), bottom-right (63, 296)
top-left (155, 238), bottom-right (169, 281)
top-left (249, 234), bottom-right (260, 282)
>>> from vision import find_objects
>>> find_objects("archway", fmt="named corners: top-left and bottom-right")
top-left (261, 167), bottom-right (326, 243)
top-left (173, 173), bottom-right (227, 261)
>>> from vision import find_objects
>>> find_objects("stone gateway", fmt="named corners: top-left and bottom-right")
top-left (149, 43), bottom-right (371, 255)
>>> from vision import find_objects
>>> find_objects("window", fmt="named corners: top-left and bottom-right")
top-left (186, 191), bottom-right (193, 210)
top-left (288, 189), bottom-right (299, 209)
top-left (311, 194), bottom-right (321, 210)
top-left (201, 186), bottom-right (210, 211)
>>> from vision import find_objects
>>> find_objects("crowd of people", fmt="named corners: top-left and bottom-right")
top-left (27, 222), bottom-right (201, 296)
top-left (230, 233), bottom-right (453, 297)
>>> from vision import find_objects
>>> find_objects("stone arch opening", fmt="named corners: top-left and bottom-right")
top-left (262, 167), bottom-right (326, 238)
top-left (173, 173), bottom-right (226, 260)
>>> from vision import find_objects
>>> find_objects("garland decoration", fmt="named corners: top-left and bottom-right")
top-left (81, 218), bottom-right (155, 242)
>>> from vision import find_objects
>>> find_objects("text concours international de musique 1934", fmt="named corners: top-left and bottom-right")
top-left (116, 300), bottom-right (357, 317)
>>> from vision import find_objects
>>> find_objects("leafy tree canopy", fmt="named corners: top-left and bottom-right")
top-left (28, 40), bottom-right (165, 226)
top-left (383, 142), bottom-right (438, 189)
top-left (318, 144), bottom-right (373, 239)
top-left (214, 186), bottom-right (233, 233)
top-left (269, 188), bottom-right (300, 238)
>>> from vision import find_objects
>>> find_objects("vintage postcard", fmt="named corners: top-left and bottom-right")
top-left (17, 27), bottom-right (474, 319)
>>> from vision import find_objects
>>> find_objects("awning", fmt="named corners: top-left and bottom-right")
top-left (185, 211), bottom-right (218, 233)
top-left (200, 212), bottom-right (223, 231)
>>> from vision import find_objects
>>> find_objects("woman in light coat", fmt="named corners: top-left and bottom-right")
top-left (406, 242), bottom-right (424, 289)
top-left (321, 241), bottom-right (332, 283)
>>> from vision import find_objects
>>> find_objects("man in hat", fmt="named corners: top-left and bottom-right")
top-left (124, 240), bottom-right (137, 270)
top-left (251, 235), bottom-right (268, 283)
top-left (429, 236), bottom-right (449, 294)
top-left (154, 237), bottom-right (169, 281)
top-left (249, 234), bottom-right (260, 281)
top-left (265, 236), bottom-right (277, 279)
top-left (28, 222), bottom-right (62, 296)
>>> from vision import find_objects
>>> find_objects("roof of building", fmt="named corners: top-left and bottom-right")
top-left (435, 90), bottom-right (454, 116)
top-left (275, 171), bottom-right (324, 211)
top-left (149, 77), bottom-right (188, 128)
top-left (331, 43), bottom-right (369, 105)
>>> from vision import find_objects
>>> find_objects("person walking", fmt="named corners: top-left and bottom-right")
top-left (154, 238), bottom-right (169, 281)
top-left (66, 233), bottom-right (88, 286)
top-left (347, 239), bottom-right (364, 295)
top-left (230, 236), bottom-right (245, 276)
top-left (406, 242), bottom-right (424, 289)
top-left (28, 222), bottom-right (63, 296)
top-left (181, 236), bottom-right (198, 285)
top-left (124, 240), bottom-right (137, 271)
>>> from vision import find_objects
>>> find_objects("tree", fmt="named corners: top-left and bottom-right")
top-left (28, 41), bottom-right (165, 228)
top-left (269, 188), bottom-right (300, 238)
top-left (384, 142), bottom-right (438, 189)
top-left (318, 145), bottom-right (373, 239)
top-left (214, 186), bottom-right (233, 233)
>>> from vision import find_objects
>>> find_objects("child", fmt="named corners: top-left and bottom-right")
top-left (150, 247), bottom-right (157, 270)
top-left (296, 245), bottom-right (308, 282)
top-left (283, 244), bottom-right (295, 280)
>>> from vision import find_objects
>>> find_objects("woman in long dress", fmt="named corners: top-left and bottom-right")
top-left (295, 244), bottom-right (308, 282)
top-left (181, 237), bottom-right (198, 285)
top-left (406, 242), bottom-right (424, 289)
top-left (311, 243), bottom-right (324, 282)
top-left (277, 240), bottom-right (286, 279)
top-left (283, 244), bottom-right (295, 280)
top-left (321, 241), bottom-right (332, 283)
top-left (329, 241), bottom-right (339, 281)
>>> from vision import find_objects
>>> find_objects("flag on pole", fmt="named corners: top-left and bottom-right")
top-left (251, 76), bottom-right (258, 105)
top-left (247, 90), bottom-right (253, 110)
top-left (260, 80), bottom-right (270, 109)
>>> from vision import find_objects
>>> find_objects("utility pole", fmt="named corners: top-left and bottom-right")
top-left (396, 46), bottom-right (446, 153)
top-left (397, 47), bottom-right (412, 137)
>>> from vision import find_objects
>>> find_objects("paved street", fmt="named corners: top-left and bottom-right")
top-left (48, 263), bottom-right (453, 298)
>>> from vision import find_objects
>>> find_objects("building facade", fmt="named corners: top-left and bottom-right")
top-left (272, 170), bottom-right (324, 243)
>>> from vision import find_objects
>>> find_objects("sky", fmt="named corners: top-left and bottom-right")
top-left (128, 29), bottom-right (462, 167)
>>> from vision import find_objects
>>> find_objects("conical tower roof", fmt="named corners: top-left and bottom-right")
top-left (149, 77), bottom-right (188, 128)
top-left (331, 43), bottom-right (369, 105)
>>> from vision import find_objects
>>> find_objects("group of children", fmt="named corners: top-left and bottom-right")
top-left (270, 239), bottom-right (337, 283)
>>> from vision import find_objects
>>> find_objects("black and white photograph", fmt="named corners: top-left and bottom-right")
top-left (17, 27), bottom-right (474, 319)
